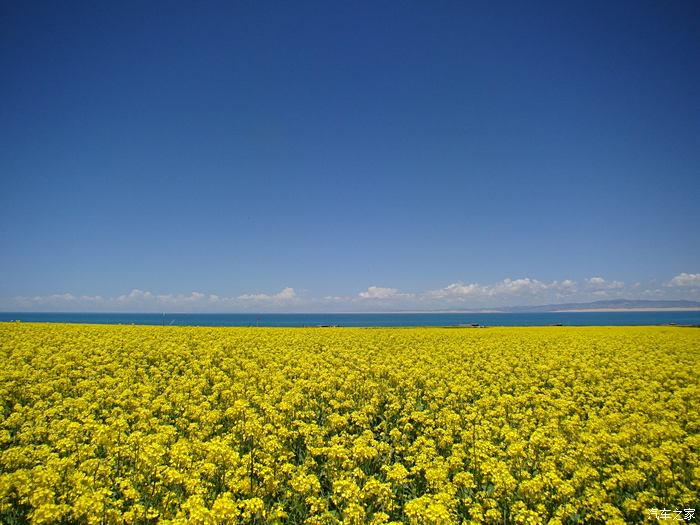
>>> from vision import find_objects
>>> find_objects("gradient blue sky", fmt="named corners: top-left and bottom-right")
top-left (1, 0), bottom-right (699, 312)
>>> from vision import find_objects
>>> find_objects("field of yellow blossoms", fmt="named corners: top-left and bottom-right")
top-left (0, 323), bottom-right (698, 524)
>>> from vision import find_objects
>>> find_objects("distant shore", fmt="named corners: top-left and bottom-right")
top-left (553, 307), bottom-right (700, 312)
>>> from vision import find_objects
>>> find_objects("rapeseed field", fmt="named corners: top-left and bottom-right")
top-left (0, 323), bottom-right (698, 524)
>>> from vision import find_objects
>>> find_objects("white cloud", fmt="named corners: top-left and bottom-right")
top-left (45, 293), bottom-right (76, 302)
top-left (321, 295), bottom-right (349, 303)
top-left (18, 293), bottom-right (105, 307)
top-left (668, 272), bottom-right (700, 288)
top-left (116, 289), bottom-right (153, 302)
top-left (489, 278), bottom-right (549, 295)
top-left (277, 287), bottom-right (296, 300)
top-left (3, 273), bottom-right (698, 313)
top-left (238, 287), bottom-right (297, 302)
top-left (5, 287), bottom-right (298, 312)
top-left (426, 278), bottom-right (579, 301)
top-left (112, 289), bottom-right (211, 307)
top-left (358, 286), bottom-right (412, 300)
top-left (426, 282), bottom-right (481, 300)
top-left (156, 291), bottom-right (207, 304)
top-left (585, 277), bottom-right (624, 290)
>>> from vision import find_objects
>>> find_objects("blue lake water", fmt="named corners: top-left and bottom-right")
top-left (1, 311), bottom-right (699, 327)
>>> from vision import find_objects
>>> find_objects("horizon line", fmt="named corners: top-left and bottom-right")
top-left (3, 308), bottom-right (700, 315)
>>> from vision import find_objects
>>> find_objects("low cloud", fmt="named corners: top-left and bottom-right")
top-left (668, 272), bottom-right (700, 288)
top-left (321, 295), bottom-right (351, 303)
top-left (3, 273), bottom-right (699, 312)
top-left (6, 287), bottom-right (299, 312)
top-left (426, 282), bottom-right (481, 300)
top-left (586, 277), bottom-right (624, 290)
top-left (238, 287), bottom-right (297, 302)
top-left (358, 286), bottom-right (412, 300)
top-left (426, 278), bottom-right (578, 301)
top-left (114, 289), bottom-right (211, 306)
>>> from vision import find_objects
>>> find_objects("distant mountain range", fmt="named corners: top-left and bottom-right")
top-left (492, 299), bottom-right (700, 313)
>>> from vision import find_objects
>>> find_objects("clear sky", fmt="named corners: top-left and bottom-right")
top-left (1, 0), bottom-right (699, 312)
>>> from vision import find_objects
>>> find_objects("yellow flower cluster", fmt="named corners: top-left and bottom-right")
top-left (0, 323), bottom-right (698, 524)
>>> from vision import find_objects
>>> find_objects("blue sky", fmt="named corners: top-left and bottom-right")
top-left (1, 1), bottom-right (699, 312)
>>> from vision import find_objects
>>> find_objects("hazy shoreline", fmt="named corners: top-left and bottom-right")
top-left (552, 307), bottom-right (700, 312)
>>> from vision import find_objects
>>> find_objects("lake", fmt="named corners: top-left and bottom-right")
top-left (1, 311), bottom-right (699, 327)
